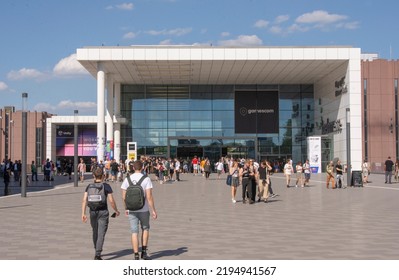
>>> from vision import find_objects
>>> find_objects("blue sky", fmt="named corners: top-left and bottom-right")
top-left (0, 0), bottom-right (398, 115)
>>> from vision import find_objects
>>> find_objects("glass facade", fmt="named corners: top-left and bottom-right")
top-left (120, 84), bottom-right (314, 163)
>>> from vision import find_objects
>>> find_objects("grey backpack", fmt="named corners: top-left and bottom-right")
top-left (87, 183), bottom-right (106, 211)
top-left (125, 175), bottom-right (147, 211)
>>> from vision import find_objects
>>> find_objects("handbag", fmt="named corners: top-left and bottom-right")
top-left (226, 174), bottom-right (232, 186)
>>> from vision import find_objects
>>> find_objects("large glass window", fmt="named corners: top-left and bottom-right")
top-left (120, 84), bottom-right (314, 160)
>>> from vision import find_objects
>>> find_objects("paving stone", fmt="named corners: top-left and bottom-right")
top-left (0, 172), bottom-right (398, 259)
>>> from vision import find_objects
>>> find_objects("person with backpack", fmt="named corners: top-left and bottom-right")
top-left (121, 160), bottom-right (157, 260)
top-left (81, 166), bottom-right (120, 260)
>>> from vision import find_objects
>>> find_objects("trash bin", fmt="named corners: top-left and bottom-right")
top-left (351, 170), bottom-right (363, 187)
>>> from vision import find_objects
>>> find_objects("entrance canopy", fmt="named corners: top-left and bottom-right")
top-left (77, 46), bottom-right (355, 85)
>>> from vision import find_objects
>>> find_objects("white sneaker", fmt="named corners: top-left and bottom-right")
top-left (232, 199), bottom-right (236, 203)
top-left (295, 185), bottom-right (298, 188)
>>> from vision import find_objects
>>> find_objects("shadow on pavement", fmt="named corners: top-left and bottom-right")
top-left (150, 247), bottom-right (188, 259)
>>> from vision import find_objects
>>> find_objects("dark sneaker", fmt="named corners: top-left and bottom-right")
top-left (141, 251), bottom-right (151, 260)
top-left (94, 255), bottom-right (103, 260)
top-left (134, 254), bottom-right (139, 260)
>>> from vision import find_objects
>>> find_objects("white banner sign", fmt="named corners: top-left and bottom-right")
top-left (307, 136), bottom-right (321, 173)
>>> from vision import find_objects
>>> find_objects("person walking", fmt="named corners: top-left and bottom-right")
top-left (3, 159), bottom-right (11, 196)
top-left (239, 160), bottom-right (254, 204)
top-left (229, 160), bottom-right (239, 203)
top-left (283, 159), bottom-right (293, 188)
top-left (174, 158), bottom-right (181, 181)
top-left (384, 156), bottom-right (394, 184)
top-left (362, 159), bottom-right (370, 184)
top-left (81, 167), bottom-right (120, 260)
top-left (203, 159), bottom-right (212, 180)
top-left (303, 159), bottom-right (311, 186)
top-left (257, 160), bottom-right (269, 203)
top-left (31, 160), bottom-right (38, 182)
top-left (192, 156), bottom-right (199, 176)
top-left (265, 160), bottom-right (278, 199)
top-left (295, 161), bottom-right (304, 188)
top-left (78, 158), bottom-right (86, 183)
top-left (215, 158), bottom-right (224, 179)
top-left (394, 159), bottom-right (399, 182)
top-left (326, 161), bottom-right (335, 189)
top-left (335, 160), bottom-right (344, 188)
top-left (121, 160), bottom-right (157, 260)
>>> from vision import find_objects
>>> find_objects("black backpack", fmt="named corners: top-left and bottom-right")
top-left (87, 183), bottom-right (107, 211)
top-left (125, 175), bottom-right (147, 211)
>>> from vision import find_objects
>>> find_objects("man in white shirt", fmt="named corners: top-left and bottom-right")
top-left (284, 159), bottom-right (293, 188)
top-left (121, 160), bottom-right (157, 260)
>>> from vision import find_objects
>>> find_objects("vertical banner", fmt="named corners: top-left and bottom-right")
top-left (235, 91), bottom-right (279, 134)
top-left (127, 142), bottom-right (137, 161)
top-left (105, 140), bottom-right (114, 160)
top-left (307, 136), bottom-right (321, 173)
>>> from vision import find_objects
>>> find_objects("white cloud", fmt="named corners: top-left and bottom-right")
top-left (58, 100), bottom-right (96, 109)
top-left (33, 100), bottom-right (96, 114)
top-left (33, 102), bottom-right (55, 112)
top-left (275, 15), bottom-right (290, 24)
top-left (106, 3), bottom-right (134, 10)
top-left (287, 23), bottom-right (309, 33)
top-left (254, 19), bottom-right (269, 28)
top-left (218, 35), bottom-right (262, 47)
top-left (269, 26), bottom-right (283, 34)
top-left (262, 10), bottom-right (359, 35)
top-left (53, 54), bottom-right (89, 76)
top-left (159, 39), bottom-right (173, 45)
top-left (0, 81), bottom-right (8, 91)
top-left (7, 68), bottom-right (46, 81)
top-left (296, 10), bottom-right (347, 25)
top-left (123, 32), bottom-right (138, 39)
top-left (221, 32), bottom-right (230, 37)
top-left (146, 27), bottom-right (192, 36)
top-left (337, 21), bottom-right (360, 30)
top-left (116, 3), bottom-right (134, 10)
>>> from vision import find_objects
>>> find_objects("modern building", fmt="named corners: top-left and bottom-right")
top-left (7, 47), bottom-right (396, 174)
top-left (73, 46), bottom-right (362, 171)
top-left (361, 57), bottom-right (399, 172)
top-left (0, 107), bottom-right (50, 167)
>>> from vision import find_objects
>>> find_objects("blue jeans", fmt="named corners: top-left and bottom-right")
top-left (385, 171), bottom-right (392, 183)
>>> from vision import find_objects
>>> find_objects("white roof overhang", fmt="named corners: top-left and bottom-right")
top-left (77, 46), bottom-right (357, 85)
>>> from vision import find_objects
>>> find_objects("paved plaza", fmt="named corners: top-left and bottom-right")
top-left (0, 171), bottom-right (399, 260)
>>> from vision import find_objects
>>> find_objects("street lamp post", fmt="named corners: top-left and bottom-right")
top-left (21, 93), bottom-right (28, 197)
top-left (74, 110), bottom-right (79, 187)
top-left (346, 108), bottom-right (351, 187)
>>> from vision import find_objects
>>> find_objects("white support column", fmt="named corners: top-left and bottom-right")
top-left (106, 75), bottom-right (114, 159)
top-left (97, 62), bottom-right (106, 162)
top-left (114, 82), bottom-right (121, 162)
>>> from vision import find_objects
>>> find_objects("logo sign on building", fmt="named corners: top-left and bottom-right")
top-left (56, 126), bottom-right (97, 156)
top-left (307, 136), bottom-right (321, 173)
top-left (235, 91), bottom-right (279, 134)
top-left (335, 76), bottom-right (347, 97)
top-left (127, 142), bottom-right (137, 161)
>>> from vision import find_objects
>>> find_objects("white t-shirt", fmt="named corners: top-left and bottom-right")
top-left (284, 163), bottom-right (292, 175)
top-left (121, 173), bottom-right (153, 213)
top-left (296, 165), bottom-right (303, 173)
top-left (216, 162), bottom-right (224, 171)
top-left (303, 163), bottom-right (310, 174)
